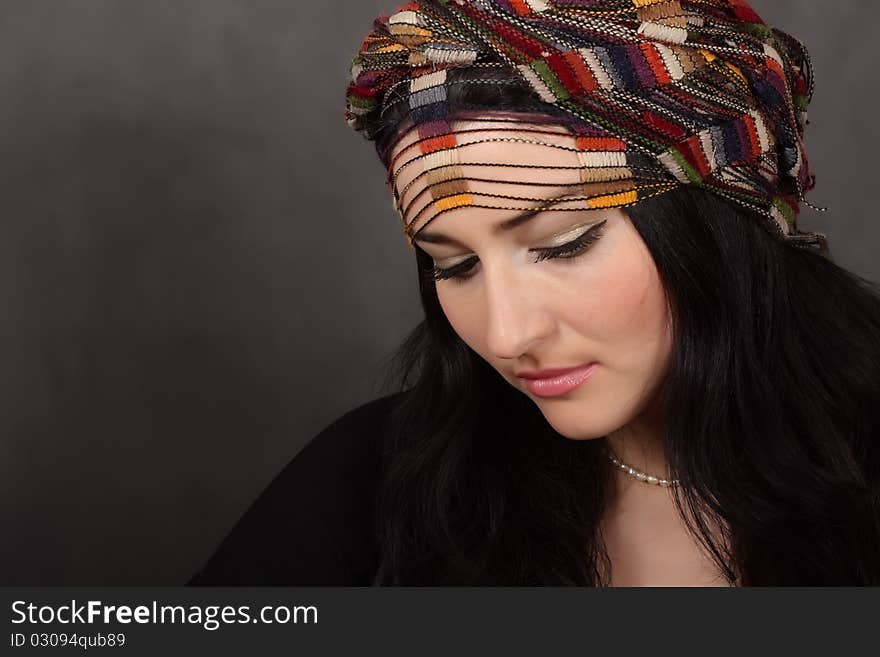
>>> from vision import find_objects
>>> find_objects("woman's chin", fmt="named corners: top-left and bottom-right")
top-left (539, 410), bottom-right (610, 441)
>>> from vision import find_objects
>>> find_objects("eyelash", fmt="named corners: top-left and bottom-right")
top-left (424, 219), bottom-right (608, 284)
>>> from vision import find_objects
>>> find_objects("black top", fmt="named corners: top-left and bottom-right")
top-left (188, 392), bottom-right (404, 586)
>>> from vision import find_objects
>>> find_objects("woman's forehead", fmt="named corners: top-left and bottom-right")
top-left (388, 118), bottom-right (575, 168)
top-left (390, 124), bottom-right (584, 188)
top-left (388, 119), bottom-right (645, 239)
top-left (414, 200), bottom-right (626, 251)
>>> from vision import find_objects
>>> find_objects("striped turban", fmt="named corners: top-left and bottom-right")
top-left (344, 0), bottom-right (828, 254)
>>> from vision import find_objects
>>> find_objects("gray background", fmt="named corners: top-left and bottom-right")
top-left (0, 1), bottom-right (875, 585)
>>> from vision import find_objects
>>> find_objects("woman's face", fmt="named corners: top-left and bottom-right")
top-left (390, 120), bottom-right (673, 440)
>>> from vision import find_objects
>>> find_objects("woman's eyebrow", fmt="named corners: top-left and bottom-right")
top-left (413, 191), bottom-right (582, 246)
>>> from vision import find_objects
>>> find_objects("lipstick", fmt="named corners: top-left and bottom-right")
top-left (518, 363), bottom-right (598, 398)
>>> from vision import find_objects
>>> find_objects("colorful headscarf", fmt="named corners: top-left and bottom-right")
top-left (345, 0), bottom-right (828, 254)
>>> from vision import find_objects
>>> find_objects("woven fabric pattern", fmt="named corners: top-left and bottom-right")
top-left (345, 0), bottom-right (828, 253)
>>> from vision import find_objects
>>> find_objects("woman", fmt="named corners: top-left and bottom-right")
top-left (190, 0), bottom-right (880, 586)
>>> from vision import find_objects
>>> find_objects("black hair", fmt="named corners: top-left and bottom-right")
top-left (367, 68), bottom-right (880, 585)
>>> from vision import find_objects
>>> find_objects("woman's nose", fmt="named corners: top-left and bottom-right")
top-left (483, 263), bottom-right (554, 360)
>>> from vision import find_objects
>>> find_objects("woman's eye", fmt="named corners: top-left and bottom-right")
top-left (529, 219), bottom-right (608, 263)
top-left (423, 219), bottom-right (607, 284)
top-left (426, 255), bottom-right (480, 284)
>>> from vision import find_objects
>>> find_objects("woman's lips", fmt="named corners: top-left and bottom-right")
top-left (519, 363), bottom-right (598, 398)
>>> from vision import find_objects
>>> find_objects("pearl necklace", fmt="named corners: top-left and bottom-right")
top-left (604, 446), bottom-right (680, 488)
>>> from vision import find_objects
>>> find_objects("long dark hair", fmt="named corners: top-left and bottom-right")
top-left (367, 70), bottom-right (880, 585)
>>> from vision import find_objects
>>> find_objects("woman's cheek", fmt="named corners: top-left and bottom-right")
top-left (561, 237), bottom-right (667, 370)
top-left (556, 242), bottom-right (639, 339)
top-left (438, 288), bottom-right (484, 350)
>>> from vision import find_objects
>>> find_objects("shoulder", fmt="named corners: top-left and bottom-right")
top-left (249, 390), bottom-right (404, 509)
top-left (188, 390), bottom-right (408, 586)
top-left (292, 389), bottom-right (406, 472)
